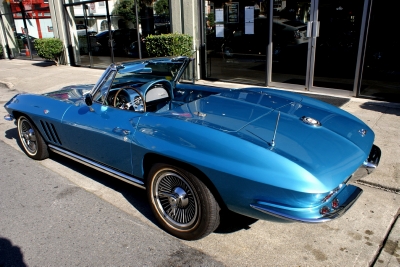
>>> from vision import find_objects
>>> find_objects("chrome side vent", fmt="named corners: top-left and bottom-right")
top-left (40, 120), bottom-right (62, 145)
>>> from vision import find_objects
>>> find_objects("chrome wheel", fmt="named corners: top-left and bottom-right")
top-left (154, 171), bottom-right (198, 229)
top-left (147, 163), bottom-right (220, 240)
top-left (19, 117), bottom-right (38, 155)
top-left (17, 116), bottom-right (49, 160)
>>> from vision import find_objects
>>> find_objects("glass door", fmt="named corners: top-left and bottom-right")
top-left (203, 0), bottom-right (270, 85)
top-left (359, 0), bottom-right (400, 102)
top-left (270, 0), bottom-right (365, 96)
top-left (75, 3), bottom-right (112, 68)
top-left (270, 0), bottom-right (312, 88)
top-left (79, 5), bottom-right (94, 67)
top-left (66, 0), bottom-right (113, 68)
top-left (309, 0), bottom-right (365, 93)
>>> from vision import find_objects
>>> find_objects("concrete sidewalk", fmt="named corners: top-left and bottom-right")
top-left (1, 58), bottom-right (399, 266)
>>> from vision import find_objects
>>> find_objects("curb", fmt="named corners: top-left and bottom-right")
top-left (0, 80), bottom-right (14, 89)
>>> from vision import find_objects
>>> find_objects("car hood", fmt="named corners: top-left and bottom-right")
top-left (166, 89), bottom-right (374, 180)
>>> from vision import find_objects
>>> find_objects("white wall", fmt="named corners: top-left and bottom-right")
top-left (170, 0), bottom-right (200, 79)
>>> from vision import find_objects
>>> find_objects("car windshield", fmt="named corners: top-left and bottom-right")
top-left (112, 58), bottom-right (186, 87)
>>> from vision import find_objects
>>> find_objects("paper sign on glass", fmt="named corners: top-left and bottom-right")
top-left (216, 24), bottom-right (224, 38)
top-left (215, 8), bottom-right (224, 23)
top-left (245, 6), bottom-right (254, 34)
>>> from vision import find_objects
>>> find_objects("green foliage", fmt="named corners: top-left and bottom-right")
top-left (34, 38), bottom-right (64, 65)
top-left (17, 39), bottom-right (24, 49)
top-left (154, 0), bottom-right (169, 15)
top-left (111, 0), bottom-right (154, 25)
top-left (112, 0), bottom-right (136, 22)
top-left (146, 33), bottom-right (193, 57)
top-left (207, 13), bottom-right (215, 27)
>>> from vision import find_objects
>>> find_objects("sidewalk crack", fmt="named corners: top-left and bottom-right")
top-left (355, 180), bottom-right (400, 195)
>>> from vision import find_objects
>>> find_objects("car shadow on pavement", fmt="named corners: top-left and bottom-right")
top-left (216, 210), bottom-right (258, 234)
top-left (4, 127), bottom-right (19, 142)
top-left (49, 151), bottom-right (155, 220)
top-left (31, 61), bottom-right (57, 67)
top-left (6, 127), bottom-right (41, 160)
top-left (359, 102), bottom-right (400, 115)
top-left (5, 127), bottom-right (259, 236)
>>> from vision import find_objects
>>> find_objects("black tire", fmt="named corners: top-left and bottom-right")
top-left (17, 116), bottom-right (49, 160)
top-left (147, 163), bottom-right (220, 240)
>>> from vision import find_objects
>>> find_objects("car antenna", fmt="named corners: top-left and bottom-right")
top-left (270, 111), bottom-right (280, 148)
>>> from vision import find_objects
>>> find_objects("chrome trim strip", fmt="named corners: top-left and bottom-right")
top-left (305, 0), bottom-right (318, 92)
top-left (250, 187), bottom-right (363, 223)
top-left (90, 64), bottom-right (116, 95)
top-left (266, 0), bottom-right (273, 85)
top-left (48, 144), bottom-right (146, 189)
top-left (172, 56), bottom-right (192, 83)
top-left (354, 0), bottom-right (372, 97)
top-left (363, 161), bottom-right (377, 170)
top-left (4, 114), bottom-right (14, 121)
top-left (250, 204), bottom-right (331, 223)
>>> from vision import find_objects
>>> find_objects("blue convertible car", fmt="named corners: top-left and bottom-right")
top-left (4, 57), bottom-right (381, 240)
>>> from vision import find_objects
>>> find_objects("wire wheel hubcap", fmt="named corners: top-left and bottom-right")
top-left (20, 119), bottom-right (37, 154)
top-left (154, 171), bottom-right (198, 229)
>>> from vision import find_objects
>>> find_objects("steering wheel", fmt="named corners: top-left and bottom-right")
top-left (113, 86), bottom-right (147, 112)
top-left (139, 79), bottom-right (173, 100)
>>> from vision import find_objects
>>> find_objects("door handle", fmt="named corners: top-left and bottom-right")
top-left (314, 21), bottom-right (320, 37)
top-left (306, 21), bottom-right (312, 38)
top-left (306, 21), bottom-right (320, 38)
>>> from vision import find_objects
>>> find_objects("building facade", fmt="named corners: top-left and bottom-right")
top-left (1, 0), bottom-right (399, 102)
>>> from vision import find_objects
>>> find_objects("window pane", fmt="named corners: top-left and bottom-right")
top-left (359, 1), bottom-right (400, 102)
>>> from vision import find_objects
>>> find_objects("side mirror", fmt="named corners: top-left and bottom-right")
top-left (85, 94), bottom-right (93, 106)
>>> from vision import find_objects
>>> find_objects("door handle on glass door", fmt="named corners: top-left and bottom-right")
top-left (306, 21), bottom-right (320, 38)
top-left (306, 21), bottom-right (312, 37)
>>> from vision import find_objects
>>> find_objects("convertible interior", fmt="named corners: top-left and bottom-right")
top-left (101, 59), bottom-right (220, 114)
top-left (108, 79), bottom-right (173, 113)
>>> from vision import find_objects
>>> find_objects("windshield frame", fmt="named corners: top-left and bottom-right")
top-left (90, 56), bottom-right (190, 98)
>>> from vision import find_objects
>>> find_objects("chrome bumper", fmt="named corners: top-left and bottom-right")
top-left (250, 145), bottom-right (380, 223)
top-left (250, 184), bottom-right (363, 223)
top-left (4, 114), bottom-right (14, 121)
top-left (351, 144), bottom-right (381, 180)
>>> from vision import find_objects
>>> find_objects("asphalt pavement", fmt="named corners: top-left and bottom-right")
top-left (0, 58), bottom-right (399, 266)
top-left (0, 139), bottom-right (225, 266)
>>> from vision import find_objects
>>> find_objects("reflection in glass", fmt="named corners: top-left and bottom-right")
top-left (107, 0), bottom-right (170, 62)
top-left (271, 0), bottom-right (310, 86)
top-left (313, 0), bottom-right (363, 91)
top-left (4, 0), bottom-right (54, 59)
top-left (68, 0), bottom-right (171, 68)
top-left (360, 1), bottom-right (400, 102)
top-left (205, 0), bottom-right (269, 85)
top-left (69, 2), bottom-right (111, 68)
